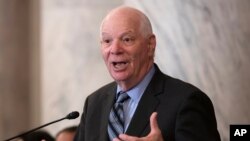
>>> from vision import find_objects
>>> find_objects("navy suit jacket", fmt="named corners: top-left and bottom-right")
top-left (74, 65), bottom-right (221, 141)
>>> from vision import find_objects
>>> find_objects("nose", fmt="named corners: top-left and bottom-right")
top-left (110, 40), bottom-right (123, 55)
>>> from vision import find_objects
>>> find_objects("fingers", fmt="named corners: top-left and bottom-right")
top-left (119, 134), bottom-right (139, 141)
top-left (114, 112), bottom-right (162, 141)
top-left (150, 112), bottom-right (160, 133)
top-left (149, 112), bottom-right (164, 141)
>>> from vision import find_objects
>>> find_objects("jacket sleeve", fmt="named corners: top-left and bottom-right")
top-left (175, 91), bottom-right (221, 141)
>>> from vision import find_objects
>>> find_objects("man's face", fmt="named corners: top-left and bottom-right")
top-left (100, 11), bottom-right (155, 90)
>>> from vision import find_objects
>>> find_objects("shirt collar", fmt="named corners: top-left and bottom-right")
top-left (116, 65), bottom-right (155, 103)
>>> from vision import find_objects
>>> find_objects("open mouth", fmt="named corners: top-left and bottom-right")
top-left (112, 61), bottom-right (128, 70)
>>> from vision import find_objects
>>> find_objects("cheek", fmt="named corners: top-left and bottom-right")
top-left (101, 48), bottom-right (109, 60)
top-left (133, 47), bottom-right (149, 60)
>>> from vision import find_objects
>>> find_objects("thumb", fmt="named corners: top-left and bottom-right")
top-left (150, 112), bottom-right (160, 132)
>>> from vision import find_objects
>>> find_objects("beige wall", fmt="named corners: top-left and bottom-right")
top-left (1, 0), bottom-right (250, 141)
top-left (0, 0), bottom-right (31, 139)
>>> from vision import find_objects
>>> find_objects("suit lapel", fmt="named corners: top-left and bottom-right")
top-left (125, 65), bottom-right (165, 136)
top-left (125, 90), bottom-right (159, 136)
top-left (99, 83), bottom-right (117, 141)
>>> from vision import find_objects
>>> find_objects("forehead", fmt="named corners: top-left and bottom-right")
top-left (101, 9), bottom-right (141, 36)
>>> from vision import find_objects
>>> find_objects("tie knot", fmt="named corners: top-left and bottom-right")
top-left (116, 92), bottom-right (130, 103)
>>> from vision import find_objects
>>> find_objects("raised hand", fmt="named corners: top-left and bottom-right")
top-left (113, 112), bottom-right (164, 141)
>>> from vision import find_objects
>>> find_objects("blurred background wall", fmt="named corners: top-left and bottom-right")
top-left (1, 0), bottom-right (250, 141)
top-left (0, 0), bottom-right (31, 139)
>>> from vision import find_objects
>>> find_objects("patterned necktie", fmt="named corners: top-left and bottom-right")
top-left (108, 92), bottom-right (130, 140)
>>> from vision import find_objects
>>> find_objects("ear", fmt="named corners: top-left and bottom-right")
top-left (147, 34), bottom-right (156, 57)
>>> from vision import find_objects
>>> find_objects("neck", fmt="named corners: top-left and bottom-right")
top-left (117, 63), bottom-right (154, 91)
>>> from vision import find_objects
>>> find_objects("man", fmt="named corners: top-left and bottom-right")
top-left (56, 126), bottom-right (77, 141)
top-left (74, 6), bottom-right (221, 141)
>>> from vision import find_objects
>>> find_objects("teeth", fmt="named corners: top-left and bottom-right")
top-left (113, 62), bottom-right (128, 70)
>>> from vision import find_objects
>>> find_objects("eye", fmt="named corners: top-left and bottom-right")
top-left (104, 39), bottom-right (111, 44)
top-left (122, 36), bottom-right (135, 46)
top-left (101, 38), bottom-right (112, 47)
top-left (123, 37), bottom-right (131, 42)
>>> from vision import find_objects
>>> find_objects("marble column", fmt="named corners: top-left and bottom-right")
top-left (125, 0), bottom-right (250, 141)
top-left (0, 0), bottom-right (31, 139)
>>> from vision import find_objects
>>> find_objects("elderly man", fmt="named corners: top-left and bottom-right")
top-left (74, 6), bottom-right (221, 141)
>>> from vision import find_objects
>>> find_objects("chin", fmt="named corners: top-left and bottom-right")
top-left (113, 77), bottom-right (127, 82)
top-left (111, 74), bottom-right (128, 82)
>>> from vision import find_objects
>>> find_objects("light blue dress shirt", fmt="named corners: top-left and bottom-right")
top-left (116, 66), bottom-right (155, 131)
